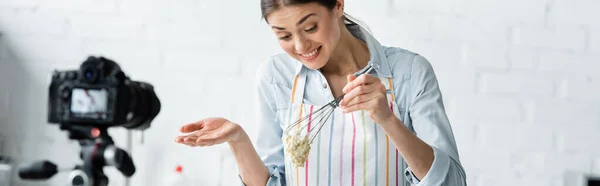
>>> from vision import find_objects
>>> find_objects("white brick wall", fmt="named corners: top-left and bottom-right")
top-left (1, 0), bottom-right (599, 186)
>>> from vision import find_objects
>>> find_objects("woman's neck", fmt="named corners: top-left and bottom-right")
top-left (319, 25), bottom-right (370, 77)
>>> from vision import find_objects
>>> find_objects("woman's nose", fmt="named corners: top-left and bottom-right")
top-left (294, 35), bottom-right (311, 53)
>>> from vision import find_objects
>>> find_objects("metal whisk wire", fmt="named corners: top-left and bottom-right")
top-left (283, 65), bottom-right (374, 143)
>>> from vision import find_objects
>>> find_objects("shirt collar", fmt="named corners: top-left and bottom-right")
top-left (347, 24), bottom-right (393, 78)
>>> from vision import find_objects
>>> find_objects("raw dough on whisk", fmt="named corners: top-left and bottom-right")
top-left (283, 133), bottom-right (311, 167)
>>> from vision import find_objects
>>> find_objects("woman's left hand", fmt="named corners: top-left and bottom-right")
top-left (339, 74), bottom-right (395, 125)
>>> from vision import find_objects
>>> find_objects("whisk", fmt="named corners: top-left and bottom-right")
top-left (283, 65), bottom-right (374, 167)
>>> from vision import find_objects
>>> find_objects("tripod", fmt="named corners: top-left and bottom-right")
top-left (19, 124), bottom-right (136, 186)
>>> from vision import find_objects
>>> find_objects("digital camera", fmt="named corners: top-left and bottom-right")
top-left (47, 56), bottom-right (160, 130)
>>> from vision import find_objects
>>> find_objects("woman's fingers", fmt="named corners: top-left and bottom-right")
top-left (342, 92), bottom-right (380, 111)
top-left (176, 135), bottom-right (198, 147)
top-left (340, 83), bottom-right (378, 107)
top-left (175, 129), bottom-right (223, 147)
top-left (342, 74), bottom-right (378, 93)
top-left (175, 117), bottom-right (238, 147)
top-left (180, 120), bottom-right (205, 133)
top-left (175, 129), bottom-right (202, 143)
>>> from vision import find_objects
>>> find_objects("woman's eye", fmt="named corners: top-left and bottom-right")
top-left (305, 25), bottom-right (317, 32)
top-left (279, 35), bottom-right (291, 40)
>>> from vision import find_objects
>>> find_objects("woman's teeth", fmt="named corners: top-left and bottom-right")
top-left (300, 48), bottom-right (318, 58)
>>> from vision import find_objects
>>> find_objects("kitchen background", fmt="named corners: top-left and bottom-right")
top-left (0, 0), bottom-right (599, 185)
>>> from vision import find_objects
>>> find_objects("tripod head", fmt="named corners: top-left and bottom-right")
top-left (18, 124), bottom-right (135, 186)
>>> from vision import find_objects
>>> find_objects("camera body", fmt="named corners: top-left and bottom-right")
top-left (47, 56), bottom-right (160, 130)
top-left (18, 56), bottom-right (161, 186)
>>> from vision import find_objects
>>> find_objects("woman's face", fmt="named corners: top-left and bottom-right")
top-left (265, 2), bottom-right (344, 70)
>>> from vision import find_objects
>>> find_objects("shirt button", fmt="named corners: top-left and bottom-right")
top-left (372, 62), bottom-right (380, 70)
top-left (323, 83), bottom-right (328, 89)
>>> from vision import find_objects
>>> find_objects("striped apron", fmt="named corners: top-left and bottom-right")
top-left (281, 63), bottom-right (408, 186)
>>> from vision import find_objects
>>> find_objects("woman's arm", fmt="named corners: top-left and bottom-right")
top-left (383, 54), bottom-right (466, 185)
top-left (339, 54), bottom-right (466, 185)
top-left (175, 118), bottom-right (272, 186)
top-left (228, 129), bottom-right (270, 186)
top-left (378, 117), bottom-right (434, 180)
top-left (176, 58), bottom-right (287, 186)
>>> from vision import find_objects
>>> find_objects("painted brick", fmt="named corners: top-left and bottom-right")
top-left (512, 152), bottom-right (593, 178)
top-left (66, 14), bottom-right (145, 40)
top-left (357, 11), bottom-right (435, 47)
top-left (162, 48), bottom-right (241, 75)
top-left (0, 35), bottom-right (85, 62)
top-left (556, 125), bottom-right (600, 156)
top-left (531, 99), bottom-right (600, 128)
top-left (480, 71), bottom-right (556, 98)
top-left (0, 0), bottom-right (38, 8)
top-left (508, 46), bottom-right (538, 70)
top-left (477, 121), bottom-right (555, 152)
top-left (392, 0), bottom-right (465, 14)
top-left (464, 44), bottom-right (509, 70)
top-left (144, 20), bottom-right (224, 49)
top-left (593, 158), bottom-right (600, 175)
top-left (0, 8), bottom-right (67, 36)
top-left (538, 51), bottom-right (599, 75)
top-left (590, 29), bottom-right (600, 54)
top-left (430, 15), bottom-right (509, 45)
top-left (549, 0), bottom-right (600, 27)
top-left (448, 96), bottom-right (523, 123)
top-left (39, 0), bottom-right (118, 14)
top-left (562, 73), bottom-right (600, 101)
top-left (511, 26), bottom-right (586, 52)
top-left (463, 0), bottom-right (548, 24)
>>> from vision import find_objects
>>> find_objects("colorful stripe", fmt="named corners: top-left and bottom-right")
top-left (306, 105), bottom-right (313, 186)
top-left (390, 104), bottom-right (398, 186)
top-left (340, 113), bottom-right (346, 185)
top-left (351, 112), bottom-right (357, 186)
top-left (296, 104), bottom-right (303, 186)
top-left (396, 151), bottom-right (399, 186)
top-left (291, 75), bottom-right (299, 103)
top-left (386, 134), bottom-right (389, 186)
top-left (387, 77), bottom-right (394, 186)
top-left (387, 78), bottom-right (395, 102)
top-left (362, 110), bottom-right (367, 186)
top-left (374, 119), bottom-right (379, 186)
top-left (328, 114), bottom-right (335, 186)
top-left (316, 106), bottom-right (322, 186)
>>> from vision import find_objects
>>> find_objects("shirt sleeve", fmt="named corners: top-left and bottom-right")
top-left (403, 54), bottom-right (467, 186)
top-left (238, 57), bottom-right (287, 186)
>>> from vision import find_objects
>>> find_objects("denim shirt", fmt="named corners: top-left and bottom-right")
top-left (247, 24), bottom-right (467, 186)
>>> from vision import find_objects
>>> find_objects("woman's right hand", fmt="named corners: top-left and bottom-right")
top-left (174, 117), bottom-right (245, 147)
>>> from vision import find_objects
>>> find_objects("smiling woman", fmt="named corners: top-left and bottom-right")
top-left (175, 0), bottom-right (467, 186)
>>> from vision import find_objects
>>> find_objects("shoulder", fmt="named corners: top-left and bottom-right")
top-left (255, 53), bottom-right (297, 89)
top-left (382, 46), bottom-right (436, 81)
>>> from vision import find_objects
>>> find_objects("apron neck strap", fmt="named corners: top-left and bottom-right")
top-left (291, 62), bottom-right (307, 104)
top-left (291, 62), bottom-right (394, 105)
top-left (379, 76), bottom-right (396, 103)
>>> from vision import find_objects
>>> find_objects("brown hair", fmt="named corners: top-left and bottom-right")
top-left (259, 0), bottom-right (369, 30)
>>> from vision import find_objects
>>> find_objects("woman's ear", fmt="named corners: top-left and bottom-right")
top-left (334, 0), bottom-right (345, 18)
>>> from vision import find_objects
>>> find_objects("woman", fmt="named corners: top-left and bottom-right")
top-left (175, 0), bottom-right (467, 185)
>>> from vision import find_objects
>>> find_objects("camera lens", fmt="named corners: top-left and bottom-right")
top-left (72, 175), bottom-right (84, 186)
top-left (85, 70), bottom-right (93, 79)
top-left (81, 66), bottom-right (98, 83)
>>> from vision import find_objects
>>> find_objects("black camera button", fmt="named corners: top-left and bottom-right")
top-left (60, 87), bottom-right (71, 101)
top-left (67, 71), bottom-right (77, 80)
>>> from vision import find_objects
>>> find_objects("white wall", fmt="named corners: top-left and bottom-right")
top-left (0, 0), bottom-right (599, 185)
